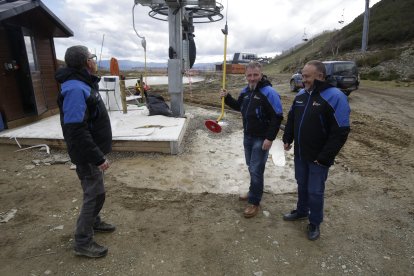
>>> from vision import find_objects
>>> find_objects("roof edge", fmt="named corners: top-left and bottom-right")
top-left (0, 0), bottom-right (73, 37)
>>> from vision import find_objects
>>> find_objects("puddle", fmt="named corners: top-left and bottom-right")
top-left (112, 106), bottom-right (296, 195)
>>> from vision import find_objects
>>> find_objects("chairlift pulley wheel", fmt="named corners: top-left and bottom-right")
top-left (148, 3), bottom-right (223, 23)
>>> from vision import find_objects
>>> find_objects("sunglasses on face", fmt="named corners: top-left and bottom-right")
top-left (88, 54), bottom-right (97, 61)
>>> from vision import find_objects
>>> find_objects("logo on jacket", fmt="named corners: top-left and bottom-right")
top-left (313, 101), bottom-right (321, 106)
top-left (253, 95), bottom-right (261, 100)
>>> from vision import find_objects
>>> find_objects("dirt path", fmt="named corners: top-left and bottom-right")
top-left (0, 77), bottom-right (413, 275)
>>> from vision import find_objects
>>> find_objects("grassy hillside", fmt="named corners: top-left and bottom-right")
top-left (267, 0), bottom-right (414, 82)
top-left (265, 31), bottom-right (334, 75)
top-left (329, 0), bottom-right (414, 53)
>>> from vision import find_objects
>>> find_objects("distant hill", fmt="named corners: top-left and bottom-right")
top-left (269, 0), bottom-right (414, 81)
top-left (97, 59), bottom-right (166, 70)
top-left (97, 59), bottom-right (217, 71)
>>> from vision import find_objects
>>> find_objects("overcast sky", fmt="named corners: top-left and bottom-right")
top-left (42, 0), bottom-right (381, 64)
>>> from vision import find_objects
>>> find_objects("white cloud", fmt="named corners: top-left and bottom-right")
top-left (43, 0), bottom-right (381, 64)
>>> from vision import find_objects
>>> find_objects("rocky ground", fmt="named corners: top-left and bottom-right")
top-left (0, 73), bottom-right (413, 275)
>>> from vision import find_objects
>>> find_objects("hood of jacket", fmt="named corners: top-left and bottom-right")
top-left (55, 67), bottom-right (100, 88)
top-left (256, 75), bottom-right (272, 89)
top-left (309, 79), bottom-right (333, 94)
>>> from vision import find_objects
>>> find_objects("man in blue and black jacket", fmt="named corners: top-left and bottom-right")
top-left (220, 61), bottom-right (283, 218)
top-left (55, 45), bottom-right (114, 258)
top-left (282, 60), bottom-right (351, 241)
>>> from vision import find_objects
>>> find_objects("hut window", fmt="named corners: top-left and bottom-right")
top-left (24, 35), bottom-right (39, 71)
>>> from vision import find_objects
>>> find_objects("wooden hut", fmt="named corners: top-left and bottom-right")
top-left (0, 0), bottom-right (73, 129)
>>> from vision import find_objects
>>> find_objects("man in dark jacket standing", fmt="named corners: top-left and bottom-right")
top-left (55, 45), bottom-right (114, 257)
top-left (282, 60), bottom-right (350, 240)
top-left (220, 61), bottom-right (283, 218)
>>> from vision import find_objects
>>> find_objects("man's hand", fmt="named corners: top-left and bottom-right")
top-left (98, 159), bottom-right (110, 171)
top-left (219, 89), bottom-right (228, 98)
top-left (284, 143), bottom-right (292, 151)
top-left (262, 139), bottom-right (273, 151)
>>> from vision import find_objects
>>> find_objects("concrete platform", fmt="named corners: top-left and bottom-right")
top-left (0, 105), bottom-right (188, 154)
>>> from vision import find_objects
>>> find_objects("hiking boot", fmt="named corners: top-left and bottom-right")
top-left (93, 221), bottom-right (116, 233)
top-left (244, 204), bottom-right (260, 218)
top-left (283, 210), bottom-right (308, 221)
top-left (307, 224), bottom-right (320, 241)
top-left (74, 241), bottom-right (108, 258)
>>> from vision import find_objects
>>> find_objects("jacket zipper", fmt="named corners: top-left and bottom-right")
top-left (297, 93), bottom-right (312, 160)
top-left (244, 90), bottom-right (254, 132)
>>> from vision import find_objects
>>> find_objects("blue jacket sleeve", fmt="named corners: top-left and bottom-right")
top-left (61, 81), bottom-right (105, 165)
top-left (317, 90), bottom-right (351, 165)
top-left (261, 87), bottom-right (283, 141)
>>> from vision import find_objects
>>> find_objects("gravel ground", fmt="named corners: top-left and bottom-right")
top-left (0, 74), bottom-right (413, 275)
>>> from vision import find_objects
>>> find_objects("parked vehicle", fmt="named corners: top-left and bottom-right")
top-left (232, 52), bottom-right (257, 64)
top-left (231, 52), bottom-right (270, 64)
top-left (324, 61), bottom-right (359, 95)
top-left (289, 69), bottom-right (304, 92)
top-left (289, 61), bottom-right (360, 95)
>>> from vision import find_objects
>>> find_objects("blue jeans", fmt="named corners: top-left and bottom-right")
top-left (243, 134), bottom-right (269, 206)
top-left (294, 157), bottom-right (329, 226)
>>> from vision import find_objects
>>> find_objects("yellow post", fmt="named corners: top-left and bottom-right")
top-left (216, 19), bottom-right (228, 123)
top-left (119, 79), bottom-right (127, 114)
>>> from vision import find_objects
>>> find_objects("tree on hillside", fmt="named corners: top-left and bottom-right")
top-left (328, 32), bottom-right (343, 57)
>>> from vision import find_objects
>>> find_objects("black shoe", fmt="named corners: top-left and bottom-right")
top-left (74, 241), bottom-right (108, 258)
top-left (283, 210), bottom-right (308, 221)
top-left (93, 221), bottom-right (116, 233)
top-left (307, 224), bottom-right (320, 241)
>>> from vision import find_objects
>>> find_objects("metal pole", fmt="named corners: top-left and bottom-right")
top-left (168, 6), bottom-right (184, 117)
top-left (361, 0), bottom-right (370, 52)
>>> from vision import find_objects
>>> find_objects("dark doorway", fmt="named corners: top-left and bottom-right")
top-left (6, 26), bottom-right (36, 115)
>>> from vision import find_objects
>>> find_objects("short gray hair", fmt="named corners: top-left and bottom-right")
top-left (305, 60), bottom-right (326, 78)
top-left (245, 61), bottom-right (262, 71)
top-left (64, 45), bottom-right (89, 70)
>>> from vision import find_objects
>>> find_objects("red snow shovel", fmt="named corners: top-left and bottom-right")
top-left (205, 16), bottom-right (228, 133)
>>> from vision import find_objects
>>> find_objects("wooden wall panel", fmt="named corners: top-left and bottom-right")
top-left (35, 38), bottom-right (59, 110)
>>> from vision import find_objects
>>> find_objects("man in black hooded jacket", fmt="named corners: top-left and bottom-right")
top-left (55, 45), bottom-right (114, 258)
top-left (220, 61), bottom-right (283, 218)
top-left (282, 60), bottom-right (350, 241)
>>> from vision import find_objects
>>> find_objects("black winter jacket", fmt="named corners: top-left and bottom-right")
top-left (283, 80), bottom-right (350, 166)
top-left (224, 76), bottom-right (283, 140)
top-left (55, 67), bottom-right (112, 166)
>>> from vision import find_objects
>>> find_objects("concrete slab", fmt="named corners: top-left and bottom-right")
top-left (0, 105), bottom-right (187, 154)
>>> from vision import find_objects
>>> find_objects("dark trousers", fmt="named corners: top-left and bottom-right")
top-left (294, 157), bottom-right (329, 226)
top-left (243, 134), bottom-right (269, 206)
top-left (74, 163), bottom-right (106, 247)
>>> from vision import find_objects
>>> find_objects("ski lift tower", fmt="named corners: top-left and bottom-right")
top-left (134, 0), bottom-right (223, 117)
